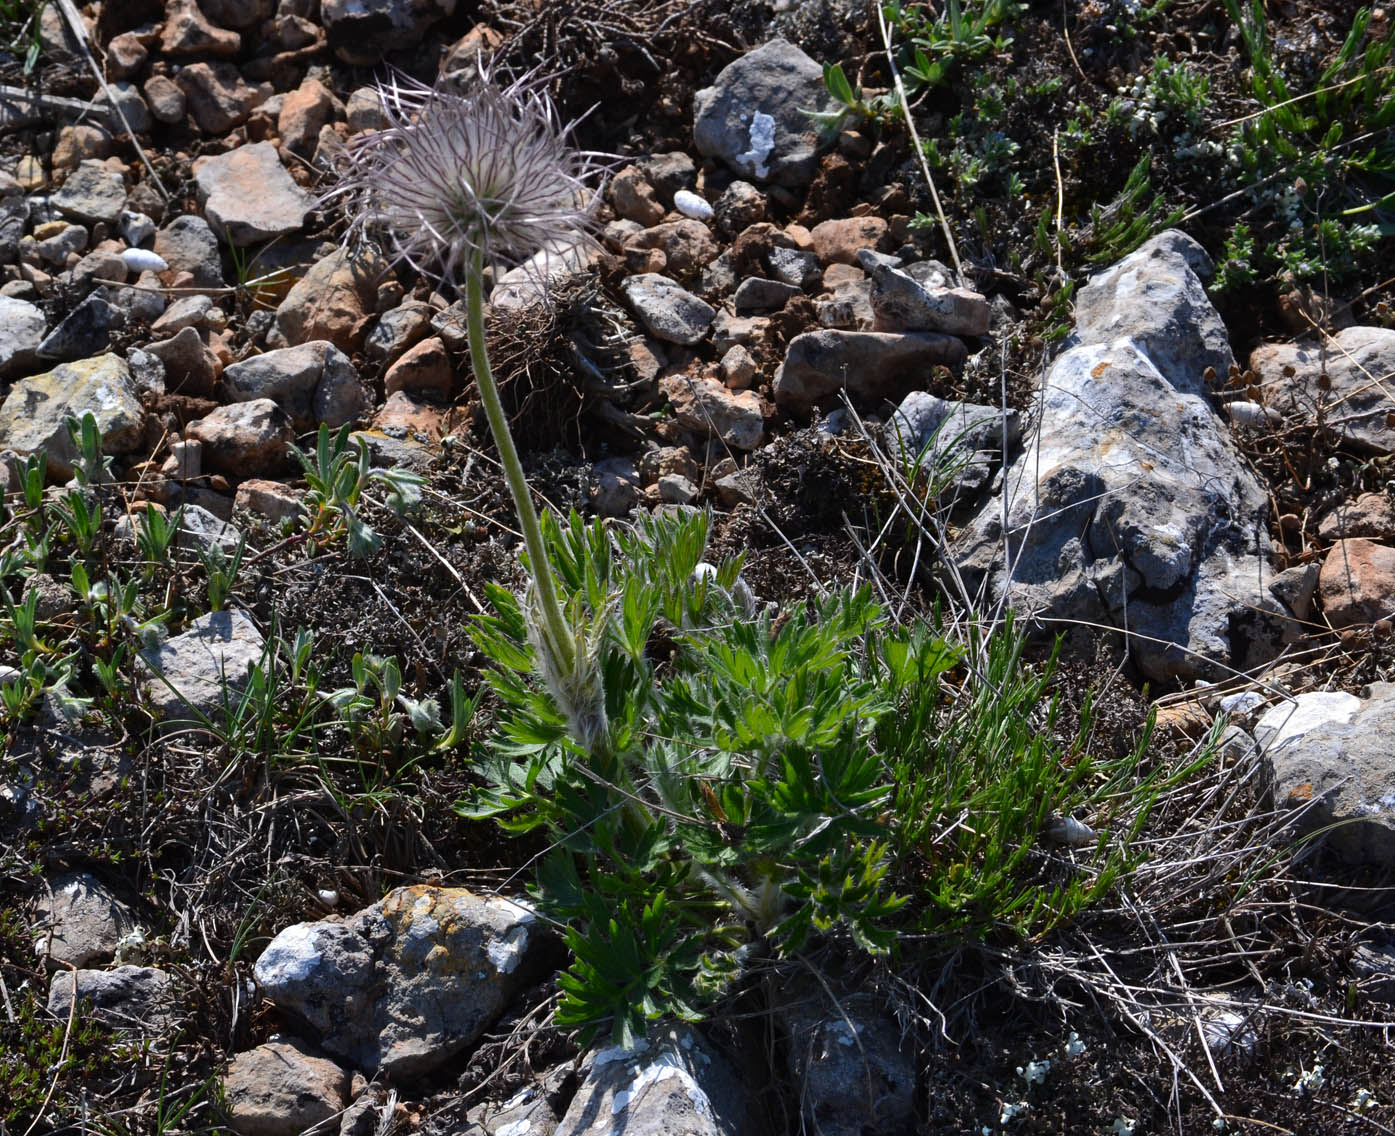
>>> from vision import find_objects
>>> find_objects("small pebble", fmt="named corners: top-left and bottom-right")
top-left (673, 189), bottom-right (713, 221)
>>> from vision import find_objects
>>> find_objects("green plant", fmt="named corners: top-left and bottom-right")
top-left (134, 504), bottom-right (183, 579)
top-left (1222, 0), bottom-right (1395, 280)
top-left (292, 423), bottom-right (424, 558)
top-left (1083, 154), bottom-right (1184, 262)
top-left (888, 0), bottom-right (1023, 96)
top-left (460, 509), bottom-right (1167, 1044)
top-left (198, 535), bottom-right (246, 611)
top-left (65, 411), bottom-right (114, 487)
top-left (0, 0), bottom-right (42, 75)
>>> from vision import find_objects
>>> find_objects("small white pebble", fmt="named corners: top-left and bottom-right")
top-left (1063, 1031), bottom-right (1086, 1058)
top-left (673, 189), bottom-right (713, 221)
top-left (121, 247), bottom-right (168, 273)
top-left (316, 888), bottom-right (339, 907)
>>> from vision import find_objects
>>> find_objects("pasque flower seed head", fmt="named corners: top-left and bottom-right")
top-left (330, 65), bottom-right (606, 283)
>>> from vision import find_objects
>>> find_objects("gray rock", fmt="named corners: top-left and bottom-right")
top-left (127, 347), bottom-right (166, 395)
top-left (255, 887), bottom-right (541, 1078)
top-left (151, 294), bottom-right (217, 338)
top-left (144, 75), bottom-right (187, 125)
top-left (118, 209), bottom-right (156, 248)
top-left (322, 0), bottom-right (458, 64)
top-left (0, 294), bottom-right (46, 377)
top-left (34, 871), bottom-right (136, 968)
top-left (712, 179), bottom-right (767, 238)
top-left (658, 473), bottom-right (700, 505)
top-left (693, 38), bottom-right (841, 187)
top-left (590, 456), bottom-right (642, 518)
top-left (154, 215), bottom-right (225, 288)
top-left (889, 391), bottom-right (1020, 504)
top-left (140, 608), bottom-right (265, 723)
top-left (176, 503), bottom-right (243, 555)
top-left (1352, 934), bottom-right (1395, 1002)
top-left (47, 966), bottom-right (177, 1033)
top-left (195, 142), bottom-right (312, 247)
top-left (222, 1038), bottom-right (348, 1136)
top-left (733, 276), bottom-right (801, 313)
top-left (36, 291), bottom-right (125, 363)
top-left (1070, 229), bottom-right (1231, 395)
top-left (781, 994), bottom-right (916, 1136)
top-left (622, 274), bottom-right (715, 345)
top-left (100, 81), bottom-right (152, 135)
top-left (950, 232), bottom-right (1287, 682)
top-left (365, 300), bottom-right (434, 367)
top-left (765, 245), bottom-right (821, 290)
top-left (145, 326), bottom-right (219, 398)
top-left (1255, 686), bottom-right (1395, 864)
top-left (52, 160), bottom-right (127, 226)
top-left (0, 353), bottom-right (144, 478)
top-left (69, 249), bottom-right (128, 297)
top-left (556, 1027), bottom-right (751, 1136)
top-left (1252, 326), bottom-right (1395, 455)
top-left (36, 222), bottom-right (89, 267)
top-left (859, 251), bottom-right (990, 336)
top-left (774, 329), bottom-right (967, 411)
top-left (1269, 562), bottom-right (1320, 624)
top-left (639, 151), bottom-right (698, 204)
top-left (224, 341), bottom-right (370, 430)
top-left (186, 399), bottom-right (294, 475)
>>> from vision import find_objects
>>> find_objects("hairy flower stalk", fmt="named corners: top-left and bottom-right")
top-left (332, 65), bottom-right (609, 728)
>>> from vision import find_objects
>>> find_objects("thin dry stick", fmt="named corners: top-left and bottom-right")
top-left (876, 2), bottom-right (963, 283)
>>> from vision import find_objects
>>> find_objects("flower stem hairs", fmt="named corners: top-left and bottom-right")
top-left (331, 61), bottom-right (609, 735)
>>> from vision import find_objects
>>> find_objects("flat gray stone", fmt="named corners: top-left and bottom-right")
top-left (51, 160), bottom-right (127, 225)
top-left (622, 274), bottom-right (715, 345)
top-left (0, 353), bottom-right (144, 478)
top-left (322, 0), bottom-right (457, 64)
top-left (733, 276), bottom-right (801, 313)
top-left (860, 251), bottom-right (989, 336)
top-left (48, 966), bottom-right (177, 1033)
top-left (194, 142), bottom-right (312, 247)
top-left (1255, 685), bottom-right (1395, 864)
top-left (693, 38), bottom-right (842, 187)
top-left (176, 503), bottom-right (244, 555)
top-left (139, 608), bottom-right (266, 723)
top-left (781, 993), bottom-right (916, 1136)
top-left (889, 391), bottom-right (1020, 504)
